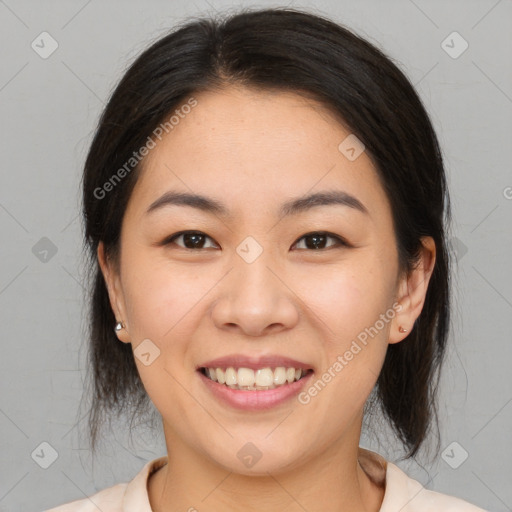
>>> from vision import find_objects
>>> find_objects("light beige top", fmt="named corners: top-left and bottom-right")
top-left (45, 447), bottom-right (488, 511)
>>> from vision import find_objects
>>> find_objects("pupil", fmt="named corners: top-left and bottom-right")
top-left (184, 233), bottom-right (204, 248)
top-left (183, 234), bottom-right (327, 250)
top-left (307, 234), bottom-right (326, 249)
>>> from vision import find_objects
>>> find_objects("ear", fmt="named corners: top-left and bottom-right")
top-left (388, 236), bottom-right (436, 344)
top-left (97, 241), bottom-right (131, 344)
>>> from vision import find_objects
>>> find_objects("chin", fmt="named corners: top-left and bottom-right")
top-left (202, 435), bottom-right (308, 476)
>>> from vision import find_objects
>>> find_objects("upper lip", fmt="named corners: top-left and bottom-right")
top-left (197, 354), bottom-right (314, 371)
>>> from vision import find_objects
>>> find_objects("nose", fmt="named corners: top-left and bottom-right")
top-left (210, 248), bottom-right (300, 337)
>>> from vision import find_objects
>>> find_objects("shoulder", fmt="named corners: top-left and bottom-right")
top-left (44, 483), bottom-right (127, 511)
top-left (44, 455), bottom-right (168, 512)
top-left (382, 462), bottom-right (489, 512)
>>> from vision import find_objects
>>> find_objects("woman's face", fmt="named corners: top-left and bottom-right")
top-left (99, 85), bottom-right (434, 474)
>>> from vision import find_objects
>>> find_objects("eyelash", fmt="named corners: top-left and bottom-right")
top-left (161, 230), bottom-right (350, 251)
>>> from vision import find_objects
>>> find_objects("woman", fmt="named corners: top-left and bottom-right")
top-left (47, 7), bottom-right (487, 511)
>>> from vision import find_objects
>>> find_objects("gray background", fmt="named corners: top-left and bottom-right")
top-left (0, 0), bottom-right (511, 511)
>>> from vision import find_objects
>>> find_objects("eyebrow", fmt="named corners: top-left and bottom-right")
top-left (145, 189), bottom-right (369, 218)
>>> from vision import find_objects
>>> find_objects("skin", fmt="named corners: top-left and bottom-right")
top-left (98, 85), bottom-right (436, 512)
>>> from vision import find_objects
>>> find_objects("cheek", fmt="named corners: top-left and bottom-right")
top-left (120, 246), bottom-right (206, 338)
top-left (296, 255), bottom-right (394, 340)
top-left (120, 254), bottom-right (212, 397)
top-left (297, 255), bottom-right (395, 407)
top-left (123, 260), bottom-right (202, 414)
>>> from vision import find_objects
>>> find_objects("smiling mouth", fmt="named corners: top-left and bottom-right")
top-left (199, 366), bottom-right (314, 391)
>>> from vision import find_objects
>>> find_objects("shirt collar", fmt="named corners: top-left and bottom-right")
top-left (123, 455), bottom-right (168, 512)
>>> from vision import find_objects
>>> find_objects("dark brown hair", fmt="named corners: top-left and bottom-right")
top-left (80, 6), bottom-right (452, 460)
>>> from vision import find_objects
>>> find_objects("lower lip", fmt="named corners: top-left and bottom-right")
top-left (198, 370), bottom-right (314, 411)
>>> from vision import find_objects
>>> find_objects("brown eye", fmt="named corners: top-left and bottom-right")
top-left (293, 232), bottom-right (348, 250)
top-left (165, 231), bottom-right (218, 250)
top-left (162, 230), bottom-right (348, 251)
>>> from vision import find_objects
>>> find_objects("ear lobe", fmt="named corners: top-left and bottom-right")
top-left (97, 241), bottom-right (131, 343)
top-left (389, 236), bottom-right (436, 345)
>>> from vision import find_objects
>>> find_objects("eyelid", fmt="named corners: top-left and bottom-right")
top-left (161, 230), bottom-right (219, 249)
top-left (292, 231), bottom-right (350, 249)
top-left (161, 230), bottom-right (350, 250)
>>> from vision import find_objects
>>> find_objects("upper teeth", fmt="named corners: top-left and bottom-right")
top-left (204, 367), bottom-right (306, 388)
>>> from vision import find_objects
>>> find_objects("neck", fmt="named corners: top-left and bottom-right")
top-left (148, 423), bottom-right (385, 512)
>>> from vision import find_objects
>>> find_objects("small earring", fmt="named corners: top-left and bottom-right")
top-left (399, 326), bottom-right (408, 333)
top-left (114, 321), bottom-right (124, 333)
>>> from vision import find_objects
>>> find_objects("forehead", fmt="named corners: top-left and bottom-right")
top-left (127, 86), bottom-right (391, 223)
